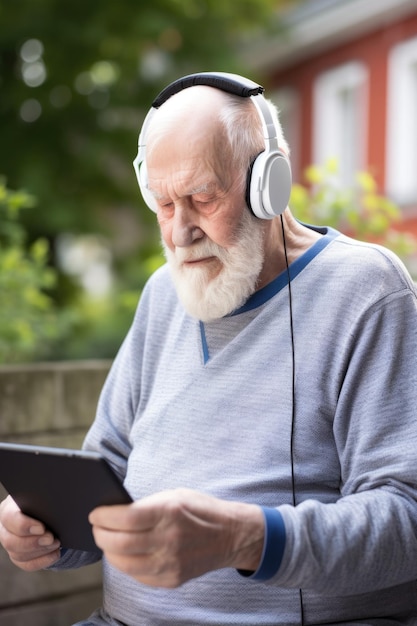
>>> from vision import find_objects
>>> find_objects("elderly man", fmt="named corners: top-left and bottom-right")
top-left (1, 72), bottom-right (417, 625)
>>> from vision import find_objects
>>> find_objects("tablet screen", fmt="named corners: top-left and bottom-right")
top-left (0, 443), bottom-right (132, 552)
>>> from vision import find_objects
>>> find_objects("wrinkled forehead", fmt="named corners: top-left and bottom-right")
top-left (146, 133), bottom-right (232, 202)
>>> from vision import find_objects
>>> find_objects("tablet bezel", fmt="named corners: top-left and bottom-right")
top-left (0, 442), bottom-right (132, 552)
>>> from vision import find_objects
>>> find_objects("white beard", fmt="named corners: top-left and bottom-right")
top-left (162, 209), bottom-right (266, 321)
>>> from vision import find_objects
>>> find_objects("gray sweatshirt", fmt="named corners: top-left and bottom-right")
top-left (56, 227), bottom-right (417, 625)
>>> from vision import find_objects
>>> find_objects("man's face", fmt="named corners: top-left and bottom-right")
top-left (146, 123), bottom-right (267, 321)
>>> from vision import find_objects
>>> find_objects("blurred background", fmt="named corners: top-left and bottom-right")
top-left (1, 0), bottom-right (417, 364)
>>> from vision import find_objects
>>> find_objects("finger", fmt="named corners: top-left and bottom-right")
top-left (9, 546), bottom-right (61, 572)
top-left (0, 519), bottom-right (60, 557)
top-left (89, 500), bottom-right (157, 533)
top-left (8, 539), bottom-right (61, 563)
top-left (0, 518), bottom-right (61, 572)
top-left (91, 521), bottom-right (153, 556)
top-left (0, 495), bottom-right (46, 537)
top-left (90, 490), bottom-right (186, 532)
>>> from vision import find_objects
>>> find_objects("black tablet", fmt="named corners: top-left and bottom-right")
top-left (0, 442), bottom-right (132, 552)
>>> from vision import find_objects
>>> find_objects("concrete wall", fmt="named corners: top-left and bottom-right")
top-left (0, 360), bottom-right (112, 625)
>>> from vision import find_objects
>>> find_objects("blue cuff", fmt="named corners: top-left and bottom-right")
top-left (238, 507), bottom-right (286, 581)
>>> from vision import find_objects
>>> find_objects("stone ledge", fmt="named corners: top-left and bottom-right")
top-left (0, 360), bottom-right (111, 437)
top-left (0, 360), bottom-right (111, 622)
top-left (0, 588), bottom-right (103, 626)
top-left (0, 531), bottom-right (102, 608)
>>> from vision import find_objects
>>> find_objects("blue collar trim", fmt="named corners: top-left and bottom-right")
top-left (230, 226), bottom-right (338, 316)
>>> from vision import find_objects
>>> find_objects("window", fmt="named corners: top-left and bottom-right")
top-left (386, 36), bottom-right (417, 205)
top-left (272, 87), bottom-right (301, 181)
top-left (313, 62), bottom-right (368, 187)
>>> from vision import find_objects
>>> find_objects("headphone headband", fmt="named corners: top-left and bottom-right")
top-left (152, 72), bottom-right (264, 107)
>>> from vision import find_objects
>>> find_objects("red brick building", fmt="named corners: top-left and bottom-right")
top-left (243, 0), bottom-right (417, 237)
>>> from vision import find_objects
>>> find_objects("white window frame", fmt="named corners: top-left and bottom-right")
top-left (386, 35), bottom-right (417, 206)
top-left (313, 62), bottom-right (368, 187)
top-left (271, 87), bottom-right (301, 182)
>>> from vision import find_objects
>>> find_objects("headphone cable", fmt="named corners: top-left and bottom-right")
top-left (280, 215), bottom-right (305, 626)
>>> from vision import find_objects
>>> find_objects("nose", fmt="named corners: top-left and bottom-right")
top-left (171, 203), bottom-right (204, 248)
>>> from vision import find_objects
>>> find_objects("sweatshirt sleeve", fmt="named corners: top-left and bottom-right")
top-left (265, 287), bottom-right (417, 594)
top-left (81, 267), bottom-right (173, 479)
top-left (81, 272), bottom-right (158, 478)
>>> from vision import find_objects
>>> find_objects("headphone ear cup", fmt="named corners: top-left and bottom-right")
top-left (138, 160), bottom-right (158, 213)
top-left (248, 151), bottom-right (292, 219)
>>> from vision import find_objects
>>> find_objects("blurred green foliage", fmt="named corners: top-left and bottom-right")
top-left (0, 178), bottom-right (60, 362)
top-left (0, 0), bottom-right (283, 362)
top-left (290, 158), bottom-right (417, 261)
top-left (0, 0), bottom-right (279, 237)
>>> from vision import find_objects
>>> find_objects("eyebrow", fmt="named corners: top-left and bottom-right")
top-left (148, 181), bottom-right (218, 200)
top-left (147, 186), bottom-right (164, 201)
top-left (189, 183), bottom-right (213, 195)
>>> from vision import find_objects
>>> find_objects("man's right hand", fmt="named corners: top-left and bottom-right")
top-left (0, 495), bottom-right (61, 571)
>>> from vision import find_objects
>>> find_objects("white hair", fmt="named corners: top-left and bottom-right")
top-left (144, 88), bottom-right (289, 186)
top-left (218, 93), bottom-right (290, 188)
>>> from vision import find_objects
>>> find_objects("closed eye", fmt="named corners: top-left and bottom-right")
top-left (193, 196), bottom-right (217, 212)
top-left (156, 201), bottom-right (175, 217)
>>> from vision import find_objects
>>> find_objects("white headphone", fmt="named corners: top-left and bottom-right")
top-left (133, 72), bottom-right (292, 220)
